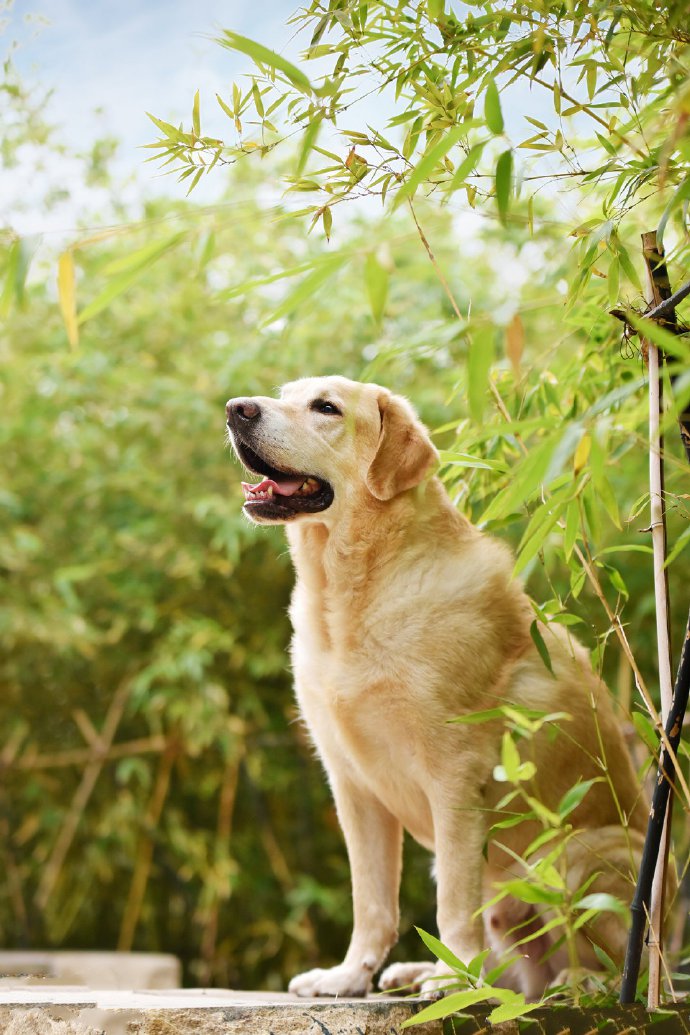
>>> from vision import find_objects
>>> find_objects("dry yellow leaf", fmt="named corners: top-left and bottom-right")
top-left (573, 432), bottom-right (591, 474)
top-left (57, 250), bottom-right (79, 349)
top-left (506, 312), bottom-right (524, 376)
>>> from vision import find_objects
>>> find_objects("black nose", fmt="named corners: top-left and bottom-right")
top-left (226, 398), bottom-right (261, 425)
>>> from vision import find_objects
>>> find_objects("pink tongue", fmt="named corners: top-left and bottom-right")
top-left (241, 477), bottom-right (304, 499)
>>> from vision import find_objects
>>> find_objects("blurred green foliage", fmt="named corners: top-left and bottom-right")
top-left (1, 23), bottom-right (689, 991)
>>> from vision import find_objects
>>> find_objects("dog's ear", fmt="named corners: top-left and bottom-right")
top-left (366, 391), bottom-right (439, 501)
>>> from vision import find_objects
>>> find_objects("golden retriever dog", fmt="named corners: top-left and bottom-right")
top-left (225, 375), bottom-right (648, 999)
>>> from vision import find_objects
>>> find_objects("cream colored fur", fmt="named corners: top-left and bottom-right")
top-left (227, 376), bottom-right (649, 999)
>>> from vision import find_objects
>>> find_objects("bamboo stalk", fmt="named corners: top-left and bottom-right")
top-left (620, 610), bottom-right (690, 1003)
top-left (9, 734), bottom-right (168, 770)
top-left (36, 679), bottom-right (131, 910)
top-left (198, 749), bottom-right (243, 985)
top-left (647, 341), bottom-right (674, 1008)
top-left (641, 233), bottom-right (675, 1009)
top-left (117, 739), bottom-right (176, 952)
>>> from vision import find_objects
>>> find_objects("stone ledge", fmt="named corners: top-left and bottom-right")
top-left (0, 989), bottom-right (442, 1035)
top-left (2, 989), bottom-right (690, 1035)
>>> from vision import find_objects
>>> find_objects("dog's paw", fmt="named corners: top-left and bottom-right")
top-left (419, 962), bottom-right (462, 1000)
top-left (288, 963), bottom-right (373, 998)
top-left (378, 961), bottom-right (437, 994)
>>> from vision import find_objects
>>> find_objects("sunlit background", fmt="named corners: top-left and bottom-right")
top-left (1, 0), bottom-right (688, 994)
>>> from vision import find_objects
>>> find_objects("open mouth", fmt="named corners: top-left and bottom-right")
top-left (233, 439), bottom-right (334, 520)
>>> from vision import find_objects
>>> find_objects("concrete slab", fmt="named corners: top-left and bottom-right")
top-left (3, 987), bottom-right (690, 1035)
top-left (0, 951), bottom-right (181, 990)
top-left (0, 988), bottom-right (442, 1035)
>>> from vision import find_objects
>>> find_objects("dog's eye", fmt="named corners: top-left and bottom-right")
top-left (310, 399), bottom-right (342, 416)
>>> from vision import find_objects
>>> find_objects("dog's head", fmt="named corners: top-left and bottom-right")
top-left (225, 376), bottom-right (439, 524)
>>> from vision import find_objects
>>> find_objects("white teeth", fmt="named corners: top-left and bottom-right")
top-left (267, 486), bottom-right (274, 496)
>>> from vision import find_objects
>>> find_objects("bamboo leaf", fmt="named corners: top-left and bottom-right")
top-left (447, 140), bottom-right (486, 192)
top-left (296, 116), bottom-right (322, 177)
top-left (530, 620), bottom-right (555, 676)
top-left (480, 435), bottom-right (557, 524)
top-left (514, 499), bottom-right (566, 575)
top-left (657, 175), bottom-right (690, 250)
top-left (365, 251), bottom-right (388, 325)
top-left (563, 499), bottom-right (580, 560)
top-left (467, 330), bottom-right (495, 423)
top-left (192, 90), bottom-right (200, 137)
top-left (216, 93), bottom-right (234, 120)
top-left (484, 79), bottom-right (504, 134)
top-left (57, 250), bottom-right (79, 349)
top-left (449, 707), bottom-right (505, 725)
top-left (392, 125), bottom-right (465, 207)
top-left (573, 432), bottom-right (591, 474)
top-left (414, 927), bottom-right (466, 972)
top-left (79, 233), bottom-right (185, 324)
top-left (488, 995), bottom-right (541, 1025)
top-left (260, 254), bottom-right (347, 327)
top-left (505, 313), bottom-right (523, 376)
top-left (401, 988), bottom-right (495, 1028)
top-left (495, 150), bottom-right (512, 224)
top-left (557, 778), bottom-right (601, 818)
top-left (574, 892), bottom-right (627, 915)
top-left (218, 31), bottom-right (312, 95)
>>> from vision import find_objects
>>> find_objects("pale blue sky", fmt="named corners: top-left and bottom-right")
top-left (9, 1), bottom-right (296, 166)
top-left (3, 2), bottom-right (572, 240)
top-left (3, 0), bottom-right (307, 233)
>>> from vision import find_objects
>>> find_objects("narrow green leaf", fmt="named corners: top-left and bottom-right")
top-left (574, 892), bottom-right (627, 915)
top-left (296, 116), bottom-right (322, 177)
top-left (514, 500), bottom-right (566, 576)
top-left (564, 499), bottom-right (580, 560)
top-left (607, 255), bottom-right (620, 307)
top-left (218, 31), bottom-right (312, 95)
top-left (500, 732), bottom-right (521, 782)
top-left (260, 254), bottom-right (347, 327)
top-left (192, 90), bottom-right (200, 136)
top-left (495, 150), bottom-right (513, 224)
top-left (530, 620), bottom-right (555, 676)
top-left (557, 778), bottom-right (600, 818)
top-left (615, 240), bottom-right (642, 292)
top-left (447, 141), bottom-right (486, 192)
top-left (146, 113), bottom-right (187, 143)
top-left (657, 175), bottom-right (690, 250)
top-left (488, 996), bottom-right (541, 1024)
top-left (484, 79), bottom-right (504, 134)
top-left (414, 928), bottom-right (466, 972)
top-left (392, 125), bottom-right (465, 207)
top-left (480, 435), bottom-right (557, 524)
top-left (467, 331), bottom-right (495, 423)
top-left (101, 232), bottom-right (186, 278)
top-left (78, 233), bottom-right (185, 324)
top-left (449, 708), bottom-right (505, 725)
top-left (401, 988), bottom-right (495, 1028)
top-left (365, 251), bottom-right (388, 325)
top-left (216, 93), bottom-right (235, 120)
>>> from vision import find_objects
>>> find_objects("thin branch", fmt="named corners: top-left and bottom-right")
top-left (646, 277), bottom-right (690, 323)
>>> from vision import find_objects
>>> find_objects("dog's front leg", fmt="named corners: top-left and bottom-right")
top-left (421, 793), bottom-right (485, 996)
top-left (289, 773), bottom-right (402, 998)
